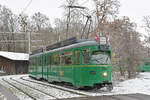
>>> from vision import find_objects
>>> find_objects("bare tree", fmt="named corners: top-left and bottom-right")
top-left (110, 17), bottom-right (142, 78)
top-left (0, 5), bottom-right (18, 51)
top-left (92, 0), bottom-right (120, 36)
top-left (143, 16), bottom-right (150, 56)
top-left (31, 12), bottom-right (50, 32)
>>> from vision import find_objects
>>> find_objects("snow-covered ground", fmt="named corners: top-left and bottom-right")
top-left (112, 72), bottom-right (150, 95)
top-left (0, 72), bottom-right (150, 100)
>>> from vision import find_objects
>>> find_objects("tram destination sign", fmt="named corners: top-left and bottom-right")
top-left (100, 37), bottom-right (107, 45)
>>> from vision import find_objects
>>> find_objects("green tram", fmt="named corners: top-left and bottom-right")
top-left (29, 37), bottom-right (113, 90)
top-left (139, 58), bottom-right (150, 72)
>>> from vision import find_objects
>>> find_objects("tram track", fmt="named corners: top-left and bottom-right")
top-left (0, 75), bottom-right (90, 100)
top-left (3, 75), bottom-right (143, 100)
top-left (2, 77), bottom-right (56, 100)
top-left (2, 78), bottom-right (36, 100)
top-left (1, 75), bottom-right (150, 100)
top-left (20, 76), bottom-right (90, 97)
top-left (10, 77), bottom-right (58, 99)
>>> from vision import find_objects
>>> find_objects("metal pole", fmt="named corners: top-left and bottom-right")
top-left (66, 7), bottom-right (71, 39)
top-left (28, 32), bottom-right (31, 54)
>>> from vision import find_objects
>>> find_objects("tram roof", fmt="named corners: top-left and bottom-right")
top-left (30, 40), bottom-right (98, 57)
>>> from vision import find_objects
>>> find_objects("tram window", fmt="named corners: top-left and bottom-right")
top-left (61, 55), bottom-right (65, 65)
top-left (44, 56), bottom-right (47, 65)
top-left (33, 59), bottom-right (35, 66)
top-left (82, 49), bottom-right (90, 64)
top-left (35, 58), bottom-right (37, 66)
top-left (61, 51), bottom-right (72, 65)
top-left (54, 54), bottom-right (60, 65)
top-left (39, 57), bottom-right (41, 66)
top-left (51, 55), bottom-right (54, 65)
top-left (32, 58), bottom-right (35, 66)
top-left (31, 59), bottom-right (32, 66)
top-left (66, 51), bottom-right (72, 65)
top-left (92, 51), bottom-right (111, 64)
top-left (48, 55), bottom-right (51, 65)
top-left (75, 50), bottom-right (80, 64)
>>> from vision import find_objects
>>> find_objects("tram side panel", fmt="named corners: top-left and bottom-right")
top-left (36, 55), bottom-right (42, 79)
top-left (43, 54), bottom-right (48, 80)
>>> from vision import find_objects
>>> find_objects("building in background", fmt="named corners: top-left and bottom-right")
top-left (0, 51), bottom-right (29, 75)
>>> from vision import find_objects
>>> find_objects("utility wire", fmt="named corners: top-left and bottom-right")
top-left (21, 0), bottom-right (32, 13)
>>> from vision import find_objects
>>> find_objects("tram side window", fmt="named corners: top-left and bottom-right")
top-left (65, 52), bottom-right (72, 65)
top-left (35, 58), bottom-right (37, 66)
top-left (54, 54), bottom-right (60, 65)
top-left (61, 54), bottom-right (65, 65)
top-left (82, 49), bottom-right (90, 64)
top-left (75, 50), bottom-right (80, 64)
top-left (39, 57), bottom-right (41, 66)
top-left (48, 55), bottom-right (51, 65)
top-left (32, 59), bottom-right (34, 66)
top-left (44, 56), bottom-right (47, 65)
top-left (61, 51), bottom-right (73, 65)
top-left (50, 55), bottom-right (53, 65)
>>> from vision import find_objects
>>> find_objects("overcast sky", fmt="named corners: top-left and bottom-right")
top-left (0, 0), bottom-right (150, 33)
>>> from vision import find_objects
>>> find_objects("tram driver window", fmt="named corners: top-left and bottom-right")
top-left (82, 49), bottom-right (90, 64)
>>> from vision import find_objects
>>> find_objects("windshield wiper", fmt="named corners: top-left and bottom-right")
top-left (92, 57), bottom-right (103, 64)
top-left (105, 57), bottom-right (108, 64)
top-left (92, 59), bottom-right (100, 63)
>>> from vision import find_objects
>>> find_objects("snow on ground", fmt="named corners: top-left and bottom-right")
top-left (112, 72), bottom-right (150, 95)
top-left (0, 72), bottom-right (150, 100)
top-left (87, 72), bottom-right (150, 96)
top-left (0, 71), bottom-right (5, 73)
top-left (22, 72), bottom-right (150, 97)
top-left (0, 78), bottom-right (32, 100)
top-left (15, 78), bottom-right (81, 99)
top-left (0, 74), bottom-right (34, 100)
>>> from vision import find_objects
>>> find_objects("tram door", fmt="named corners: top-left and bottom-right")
top-left (74, 49), bottom-right (81, 85)
top-left (37, 55), bottom-right (42, 79)
top-left (47, 54), bottom-right (52, 80)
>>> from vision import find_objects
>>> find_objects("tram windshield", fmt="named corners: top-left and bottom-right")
top-left (92, 51), bottom-right (111, 64)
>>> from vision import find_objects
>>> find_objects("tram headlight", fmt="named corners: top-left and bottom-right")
top-left (103, 72), bottom-right (108, 77)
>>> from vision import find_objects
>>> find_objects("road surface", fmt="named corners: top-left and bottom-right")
top-left (61, 94), bottom-right (150, 100)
